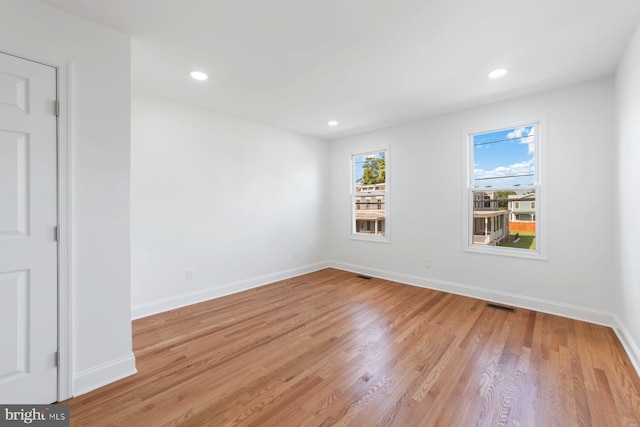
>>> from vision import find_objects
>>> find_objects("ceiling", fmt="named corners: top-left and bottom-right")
top-left (39, 0), bottom-right (640, 140)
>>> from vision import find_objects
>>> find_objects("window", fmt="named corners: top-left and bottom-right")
top-left (465, 122), bottom-right (544, 258)
top-left (351, 150), bottom-right (388, 241)
top-left (484, 194), bottom-right (491, 208)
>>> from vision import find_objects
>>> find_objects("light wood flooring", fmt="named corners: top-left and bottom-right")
top-left (65, 268), bottom-right (640, 426)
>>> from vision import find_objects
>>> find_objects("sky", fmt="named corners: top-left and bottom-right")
top-left (473, 126), bottom-right (536, 189)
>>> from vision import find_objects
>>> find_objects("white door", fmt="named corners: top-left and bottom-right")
top-left (0, 52), bottom-right (58, 403)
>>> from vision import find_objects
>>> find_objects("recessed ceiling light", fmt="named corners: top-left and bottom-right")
top-left (488, 68), bottom-right (508, 79)
top-left (328, 120), bottom-right (339, 126)
top-left (190, 71), bottom-right (208, 81)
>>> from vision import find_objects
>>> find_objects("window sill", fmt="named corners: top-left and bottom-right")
top-left (464, 245), bottom-right (546, 260)
top-left (349, 233), bottom-right (390, 244)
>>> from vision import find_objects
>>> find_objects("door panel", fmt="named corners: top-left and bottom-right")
top-left (0, 131), bottom-right (28, 235)
top-left (0, 71), bottom-right (28, 113)
top-left (0, 270), bottom-right (29, 380)
top-left (0, 52), bottom-right (57, 404)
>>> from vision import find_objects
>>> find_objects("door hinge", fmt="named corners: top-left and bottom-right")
top-left (54, 225), bottom-right (58, 242)
top-left (55, 351), bottom-right (59, 367)
top-left (55, 99), bottom-right (60, 117)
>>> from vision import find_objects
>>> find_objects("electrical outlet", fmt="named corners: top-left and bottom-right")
top-left (424, 259), bottom-right (431, 268)
top-left (186, 269), bottom-right (194, 280)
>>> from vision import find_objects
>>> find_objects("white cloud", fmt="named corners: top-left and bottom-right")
top-left (356, 152), bottom-right (382, 162)
top-left (508, 126), bottom-right (535, 155)
top-left (474, 158), bottom-right (534, 181)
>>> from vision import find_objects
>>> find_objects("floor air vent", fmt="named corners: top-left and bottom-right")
top-left (486, 303), bottom-right (516, 313)
top-left (356, 275), bottom-right (372, 280)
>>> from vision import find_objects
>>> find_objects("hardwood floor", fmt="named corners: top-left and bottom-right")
top-left (65, 268), bottom-right (640, 426)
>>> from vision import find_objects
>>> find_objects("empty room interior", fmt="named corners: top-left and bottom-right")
top-left (3, 0), bottom-right (640, 425)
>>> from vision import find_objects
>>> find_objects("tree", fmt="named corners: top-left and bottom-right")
top-left (357, 157), bottom-right (385, 185)
top-left (495, 190), bottom-right (516, 209)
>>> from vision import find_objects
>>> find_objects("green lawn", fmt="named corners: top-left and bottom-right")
top-left (501, 230), bottom-right (536, 250)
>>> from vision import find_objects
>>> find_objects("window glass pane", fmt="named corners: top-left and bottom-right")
top-left (353, 151), bottom-right (386, 237)
top-left (473, 126), bottom-right (535, 188)
top-left (472, 190), bottom-right (536, 251)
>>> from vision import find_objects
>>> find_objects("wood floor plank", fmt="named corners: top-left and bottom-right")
top-left (63, 269), bottom-right (640, 426)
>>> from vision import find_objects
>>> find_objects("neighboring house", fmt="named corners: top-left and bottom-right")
top-left (355, 183), bottom-right (385, 235)
top-left (508, 193), bottom-right (536, 232)
top-left (473, 192), bottom-right (510, 245)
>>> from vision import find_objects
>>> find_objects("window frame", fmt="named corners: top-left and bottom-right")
top-left (463, 119), bottom-right (547, 259)
top-left (350, 148), bottom-right (390, 243)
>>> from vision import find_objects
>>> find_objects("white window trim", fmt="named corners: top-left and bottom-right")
top-left (462, 118), bottom-right (547, 260)
top-left (349, 148), bottom-right (390, 243)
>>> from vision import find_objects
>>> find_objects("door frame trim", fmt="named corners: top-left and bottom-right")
top-left (0, 45), bottom-right (73, 401)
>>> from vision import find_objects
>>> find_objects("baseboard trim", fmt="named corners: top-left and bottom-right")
top-left (72, 353), bottom-right (137, 397)
top-left (327, 261), bottom-right (616, 327)
top-left (131, 261), bottom-right (331, 320)
top-left (613, 316), bottom-right (640, 378)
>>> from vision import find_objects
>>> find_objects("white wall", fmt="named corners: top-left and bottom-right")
top-left (0, 0), bottom-right (134, 396)
top-left (328, 78), bottom-right (616, 322)
top-left (131, 92), bottom-right (329, 317)
top-left (615, 21), bottom-right (640, 372)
